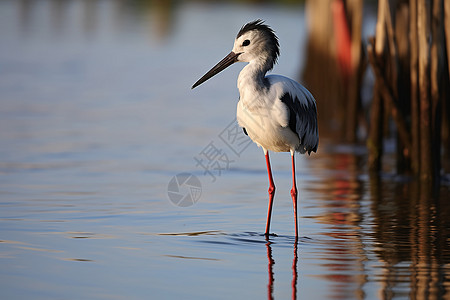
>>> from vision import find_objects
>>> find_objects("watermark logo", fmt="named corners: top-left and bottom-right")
top-left (168, 113), bottom-right (261, 206)
top-left (194, 141), bottom-right (234, 182)
top-left (167, 173), bottom-right (202, 207)
top-left (193, 118), bottom-right (254, 182)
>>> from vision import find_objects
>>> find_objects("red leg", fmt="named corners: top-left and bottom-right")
top-left (290, 153), bottom-right (298, 237)
top-left (265, 151), bottom-right (276, 236)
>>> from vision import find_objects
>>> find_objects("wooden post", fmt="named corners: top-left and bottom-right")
top-left (394, 3), bottom-right (411, 173)
top-left (368, 43), bottom-right (412, 155)
top-left (345, 0), bottom-right (363, 143)
top-left (443, 0), bottom-right (450, 171)
top-left (303, 0), bottom-right (343, 139)
top-left (367, 0), bottom-right (389, 173)
top-left (417, 0), bottom-right (432, 182)
top-left (410, 0), bottom-right (420, 175)
top-left (445, 0), bottom-right (450, 80)
top-left (368, 79), bottom-right (384, 171)
top-left (430, 0), bottom-right (442, 181)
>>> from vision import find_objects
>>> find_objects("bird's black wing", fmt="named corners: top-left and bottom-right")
top-left (280, 90), bottom-right (318, 154)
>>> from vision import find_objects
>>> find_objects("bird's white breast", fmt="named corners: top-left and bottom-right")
top-left (235, 64), bottom-right (316, 153)
top-left (236, 92), bottom-right (299, 153)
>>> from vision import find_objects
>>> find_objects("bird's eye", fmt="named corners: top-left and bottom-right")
top-left (242, 39), bottom-right (250, 47)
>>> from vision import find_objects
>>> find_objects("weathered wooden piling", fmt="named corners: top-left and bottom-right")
top-left (367, 0), bottom-right (448, 183)
top-left (302, 0), bottom-right (363, 142)
top-left (304, 0), bottom-right (449, 183)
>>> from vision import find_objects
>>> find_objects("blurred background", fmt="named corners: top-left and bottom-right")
top-left (1, 0), bottom-right (450, 299)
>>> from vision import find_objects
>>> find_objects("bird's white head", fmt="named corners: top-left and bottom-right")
top-left (192, 20), bottom-right (279, 89)
top-left (232, 20), bottom-right (279, 69)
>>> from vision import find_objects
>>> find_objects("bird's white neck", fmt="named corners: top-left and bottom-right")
top-left (237, 60), bottom-right (269, 107)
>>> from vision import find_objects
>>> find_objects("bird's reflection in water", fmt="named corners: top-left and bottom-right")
top-left (292, 238), bottom-right (298, 299)
top-left (266, 240), bottom-right (275, 299)
top-left (265, 237), bottom-right (299, 300)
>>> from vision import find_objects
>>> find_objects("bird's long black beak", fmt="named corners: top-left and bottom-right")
top-left (191, 51), bottom-right (240, 89)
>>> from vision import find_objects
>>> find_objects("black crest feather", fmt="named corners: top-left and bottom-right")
top-left (237, 19), bottom-right (280, 69)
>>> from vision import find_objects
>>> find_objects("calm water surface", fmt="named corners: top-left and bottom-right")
top-left (1, 1), bottom-right (449, 299)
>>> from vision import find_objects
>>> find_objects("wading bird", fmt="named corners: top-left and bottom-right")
top-left (192, 20), bottom-right (318, 237)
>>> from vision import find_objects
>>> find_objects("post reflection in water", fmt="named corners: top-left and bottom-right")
top-left (307, 146), bottom-right (450, 299)
top-left (370, 175), bottom-right (450, 299)
top-left (208, 148), bottom-right (450, 300)
top-left (265, 238), bottom-right (299, 300)
top-left (308, 150), bottom-right (367, 299)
